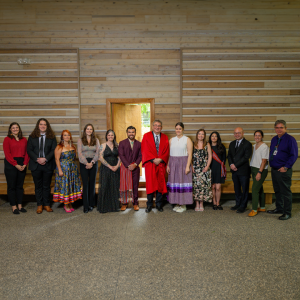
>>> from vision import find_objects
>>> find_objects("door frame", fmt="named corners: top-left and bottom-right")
top-left (106, 98), bottom-right (155, 129)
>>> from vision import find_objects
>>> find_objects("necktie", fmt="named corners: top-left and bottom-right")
top-left (155, 135), bottom-right (159, 154)
top-left (235, 140), bottom-right (239, 148)
top-left (130, 140), bottom-right (134, 150)
top-left (39, 135), bottom-right (44, 157)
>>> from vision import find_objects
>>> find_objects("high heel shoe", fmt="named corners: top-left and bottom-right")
top-left (70, 208), bottom-right (74, 212)
top-left (64, 206), bottom-right (72, 213)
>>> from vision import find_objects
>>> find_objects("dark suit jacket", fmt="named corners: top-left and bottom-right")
top-left (27, 136), bottom-right (57, 171)
top-left (227, 138), bottom-right (252, 176)
top-left (118, 139), bottom-right (142, 168)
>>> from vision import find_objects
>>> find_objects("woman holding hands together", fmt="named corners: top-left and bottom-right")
top-left (97, 130), bottom-right (121, 213)
top-left (192, 129), bottom-right (213, 211)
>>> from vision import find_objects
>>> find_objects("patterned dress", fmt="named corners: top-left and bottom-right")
top-left (192, 146), bottom-right (212, 202)
top-left (53, 150), bottom-right (82, 204)
top-left (97, 145), bottom-right (120, 213)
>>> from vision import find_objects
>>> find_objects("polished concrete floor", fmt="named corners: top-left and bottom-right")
top-left (0, 196), bottom-right (299, 300)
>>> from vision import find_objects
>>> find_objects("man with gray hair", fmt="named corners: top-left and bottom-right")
top-left (267, 120), bottom-right (298, 220)
top-left (141, 120), bottom-right (170, 213)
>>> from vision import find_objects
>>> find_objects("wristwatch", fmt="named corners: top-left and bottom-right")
top-left (283, 167), bottom-right (288, 171)
top-left (258, 171), bottom-right (262, 174)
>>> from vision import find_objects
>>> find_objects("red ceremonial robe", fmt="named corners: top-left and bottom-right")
top-left (141, 131), bottom-right (170, 195)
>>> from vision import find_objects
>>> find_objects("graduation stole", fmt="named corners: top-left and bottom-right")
top-left (212, 149), bottom-right (226, 179)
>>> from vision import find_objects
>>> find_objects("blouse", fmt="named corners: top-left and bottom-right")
top-left (250, 143), bottom-right (269, 169)
top-left (170, 135), bottom-right (188, 157)
top-left (77, 138), bottom-right (100, 165)
top-left (3, 136), bottom-right (30, 166)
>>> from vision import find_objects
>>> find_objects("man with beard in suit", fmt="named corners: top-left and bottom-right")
top-left (118, 126), bottom-right (142, 211)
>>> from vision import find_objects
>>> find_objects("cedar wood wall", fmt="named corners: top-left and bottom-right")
top-left (0, 0), bottom-right (299, 181)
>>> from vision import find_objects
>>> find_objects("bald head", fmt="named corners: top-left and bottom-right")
top-left (234, 127), bottom-right (244, 141)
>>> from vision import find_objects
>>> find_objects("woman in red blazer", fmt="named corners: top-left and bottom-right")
top-left (3, 122), bottom-right (30, 214)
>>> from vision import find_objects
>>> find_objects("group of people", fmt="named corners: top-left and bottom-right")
top-left (3, 118), bottom-right (298, 220)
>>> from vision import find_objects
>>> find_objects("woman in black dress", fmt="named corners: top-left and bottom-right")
top-left (97, 130), bottom-right (121, 213)
top-left (208, 132), bottom-right (226, 210)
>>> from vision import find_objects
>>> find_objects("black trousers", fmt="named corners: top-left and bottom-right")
top-left (271, 168), bottom-right (293, 215)
top-left (232, 172), bottom-right (250, 209)
top-left (147, 191), bottom-right (163, 208)
top-left (4, 158), bottom-right (26, 206)
top-left (31, 164), bottom-right (54, 206)
top-left (80, 158), bottom-right (98, 211)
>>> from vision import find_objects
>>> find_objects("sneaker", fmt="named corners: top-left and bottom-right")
top-left (173, 205), bottom-right (180, 211)
top-left (176, 205), bottom-right (186, 213)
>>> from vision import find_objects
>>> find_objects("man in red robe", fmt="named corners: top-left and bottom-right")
top-left (141, 119), bottom-right (170, 212)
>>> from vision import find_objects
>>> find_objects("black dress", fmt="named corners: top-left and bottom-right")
top-left (97, 145), bottom-right (120, 213)
top-left (210, 145), bottom-right (226, 184)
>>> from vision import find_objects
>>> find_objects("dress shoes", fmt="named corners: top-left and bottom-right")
top-left (231, 205), bottom-right (239, 211)
top-left (279, 214), bottom-right (291, 220)
top-left (145, 206), bottom-right (152, 213)
top-left (88, 206), bottom-right (93, 212)
top-left (18, 207), bottom-right (27, 213)
top-left (213, 205), bottom-right (218, 210)
top-left (13, 209), bottom-right (20, 215)
top-left (36, 206), bottom-right (43, 214)
top-left (257, 207), bottom-right (266, 212)
top-left (133, 205), bottom-right (139, 211)
top-left (217, 205), bottom-right (223, 210)
top-left (43, 206), bottom-right (53, 212)
top-left (267, 208), bottom-right (283, 214)
top-left (236, 207), bottom-right (246, 213)
top-left (156, 206), bottom-right (163, 212)
top-left (248, 210), bottom-right (257, 217)
top-left (84, 209), bottom-right (89, 213)
top-left (120, 205), bottom-right (127, 211)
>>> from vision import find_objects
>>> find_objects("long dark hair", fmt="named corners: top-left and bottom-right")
top-left (81, 123), bottom-right (97, 146)
top-left (194, 129), bottom-right (207, 149)
top-left (208, 131), bottom-right (225, 155)
top-left (30, 118), bottom-right (55, 139)
top-left (105, 129), bottom-right (118, 148)
top-left (7, 122), bottom-right (23, 140)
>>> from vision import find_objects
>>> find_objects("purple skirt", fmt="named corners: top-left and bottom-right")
top-left (167, 156), bottom-right (193, 205)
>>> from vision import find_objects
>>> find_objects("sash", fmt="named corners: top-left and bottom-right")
top-left (119, 163), bottom-right (133, 203)
top-left (212, 149), bottom-right (226, 179)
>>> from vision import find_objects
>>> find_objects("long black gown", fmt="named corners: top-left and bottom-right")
top-left (210, 144), bottom-right (226, 184)
top-left (97, 145), bottom-right (120, 213)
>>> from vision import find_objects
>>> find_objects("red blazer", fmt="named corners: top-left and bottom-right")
top-left (118, 139), bottom-right (142, 168)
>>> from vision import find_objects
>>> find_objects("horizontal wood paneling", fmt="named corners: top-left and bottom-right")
top-left (0, 49), bottom-right (79, 160)
top-left (181, 48), bottom-right (300, 179)
top-left (79, 49), bottom-right (180, 137)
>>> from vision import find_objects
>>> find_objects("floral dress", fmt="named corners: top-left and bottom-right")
top-left (192, 146), bottom-right (212, 202)
top-left (53, 150), bottom-right (82, 204)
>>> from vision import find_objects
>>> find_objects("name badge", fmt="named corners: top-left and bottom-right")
top-left (273, 149), bottom-right (278, 156)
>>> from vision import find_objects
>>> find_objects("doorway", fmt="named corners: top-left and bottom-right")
top-left (106, 98), bottom-right (155, 142)
top-left (106, 98), bottom-right (155, 181)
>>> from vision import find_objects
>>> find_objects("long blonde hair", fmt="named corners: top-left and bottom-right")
top-left (194, 129), bottom-right (207, 149)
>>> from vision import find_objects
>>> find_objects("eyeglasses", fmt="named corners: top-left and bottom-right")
top-left (275, 127), bottom-right (285, 129)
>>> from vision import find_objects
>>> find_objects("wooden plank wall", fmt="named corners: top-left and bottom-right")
top-left (182, 48), bottom-right (300, 180)
top-left (0, 0), bottom-right (299, 179)
top-left (79, 49), bottom-right (180, 141)
top-left (0, 49), bottom-right (79, 173)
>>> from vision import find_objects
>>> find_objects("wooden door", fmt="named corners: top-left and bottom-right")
top-left (112, 104), bottom-right (142, 143)
top-left (113, 104), bottom-right (142, 175)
